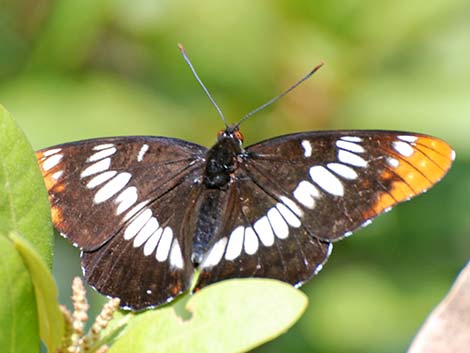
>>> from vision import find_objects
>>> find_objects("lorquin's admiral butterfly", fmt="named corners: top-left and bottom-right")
top-left (36, 45), bottom-right (455, 310)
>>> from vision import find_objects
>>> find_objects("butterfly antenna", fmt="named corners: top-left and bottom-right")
top-left (178, 43), bottom-right (228, 127)
top-left (235, 62), bottom-right (324, 128)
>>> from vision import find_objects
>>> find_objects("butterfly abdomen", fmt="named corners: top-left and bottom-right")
top-left (191, 189), bottom-right (229, 264)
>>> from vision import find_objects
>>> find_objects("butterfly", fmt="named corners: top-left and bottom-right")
top-left (35, 46), bottom-right (455, 310)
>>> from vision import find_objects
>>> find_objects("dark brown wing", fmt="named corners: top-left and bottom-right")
top-left (81, 166), bottom-right (202, 309)
top-left (36, 136), bottom-right (206, 249)
top-left (195, 130), bottom-right (454, 290)
top-left (37, 136), bottom-right (207, 309)
top-left (195, 173), bottom-right (332, 290)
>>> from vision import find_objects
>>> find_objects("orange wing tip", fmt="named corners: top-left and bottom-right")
top-left (392, 135), bottom-right (454, 189)
top-left (36, 149), bottom-right (65, 192)
top-left (414, 136), bottom-right (455, 173)
top-left (364, 134), bottom-right (454, 218)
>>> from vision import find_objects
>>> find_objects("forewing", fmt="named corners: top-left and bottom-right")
top-left (36, 136), bottom-right (206, 249)
top-left (244, 130), bottom-right (454, 241)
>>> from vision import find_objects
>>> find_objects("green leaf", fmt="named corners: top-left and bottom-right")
top-left (0, 104), bottom-right (54, 268)
top-left (0, 235), bottom-right (39, 352)
top-left (0, 105), bottom-right (60, 351)
top-left (109, 279), bottom-right (307, 353)
top-left (10, 232), bottom-right (64, 353)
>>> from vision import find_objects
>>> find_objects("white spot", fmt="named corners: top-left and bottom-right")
top-left (169, 239), bottom-right (184, 269)
top-left (146, 289), bottom-right (152, 295)
top-left (309, 165), bottom-right (344, 196)
top-left (386, 157), bottom-right (400, 168)
top-left (254, 216), bottom-right (275, 247)
top-left (43, 154), bottom-right (63, 171)
top-left (326, 242), bottom-right (333, 257)
top-left (93, 143), bottom-right (115, 151)
top-left (201, 237), bottom-right (228, 268)
top-left (336, 140), bottom-right (365, 153)
top-left (87, 170), bottom-right (118, 189)
top-left (314, 243), bottom-right (334, 275)
top-left (244, 227), bottom-right (259, 255)
top-left (451, 150), bottom-right (456, 161)
top-left (338, 150), bottom-right (368, 168)
top-left (87, 147), bottom-right (117, 162)
top-left (340, 136), bottom-right (362, 142)
top-left (397, 135), bottom-right (418, 143)
top-left (392, 141), bottom-right (414, 157)
top-left (143, 228), bottom-right (163, 256)
top-left (123, 208), bottom-right (152, 240)
top-left (314, 263), bottom-right (323, 275)
top-left (115, 186), bottom-right (138, 215)
top-left (327, 162), bottom-right (358, 180)
top-left (361, 219), bottom-right (373, 228)
top-left (301, 140), bottom-right (312, 157)
top-left (276, 203), bottom-right (301, 228)
top-left (293, 180), bottom-right (320, 209)
top-left (137, 144), bottom-right (149, 162)
top-left (94, 172), bottom-right (132, 204)
top-left (156, 227), bottom-right (173, 262)
top-left (280, 196), bottom-right (303, 217)
top-left (225, 226), bottom-right (245, 260)
top-left (267, 207), bottom-right (289, 239)
top-left (81, 158), bottom-right (111, 178)
top-left (122, 201), bottom-right (147, 222)
top-left (52, 170), bottom-right (63, 180)
top-left (43, 148), bottom-right (61, 157)
top-left (133, 217), bottom-right (159, 247)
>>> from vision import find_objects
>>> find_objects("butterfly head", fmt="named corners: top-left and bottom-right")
top-left (217, 125), bottom-right (244, 145)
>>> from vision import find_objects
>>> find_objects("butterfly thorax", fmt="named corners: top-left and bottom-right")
top-left (203, 133), bottom-right (243, 189)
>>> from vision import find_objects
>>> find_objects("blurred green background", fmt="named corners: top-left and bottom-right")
top-left (1, 0), bottom-right (469, 352)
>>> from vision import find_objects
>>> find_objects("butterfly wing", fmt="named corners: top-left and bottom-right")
top-left (80, 166), bottom-right (203, 309)
top-left (37, 136), bottom-right (207, 309)
top-left (195, 130), bottom-right (454, 289)
top-left (37, 136), bottom-right (206, 249)
top-left (195, 175), bottom-right (332, 290)
top-left (37, 130), bottom-right (455, 307)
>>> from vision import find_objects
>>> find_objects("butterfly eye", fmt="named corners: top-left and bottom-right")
top-left (234, 130), bottom-right (244, 142)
